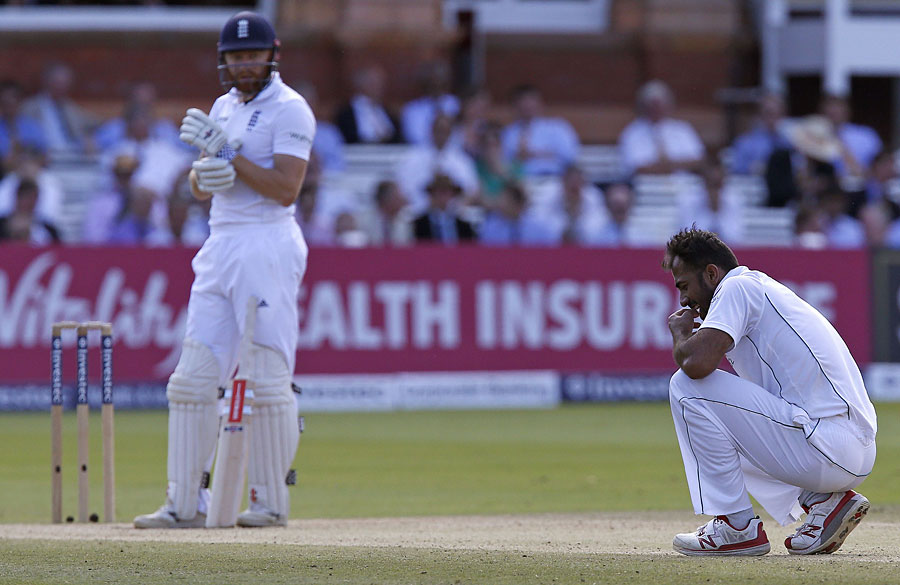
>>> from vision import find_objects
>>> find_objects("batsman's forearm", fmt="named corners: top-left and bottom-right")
top-left (233, 156), bottom-right (304, 206)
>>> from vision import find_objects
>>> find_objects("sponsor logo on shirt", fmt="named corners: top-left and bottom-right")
top-left (289, 132), bottom-right (312, 145)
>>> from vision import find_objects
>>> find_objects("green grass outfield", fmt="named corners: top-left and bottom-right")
top-left (2, 402), bottom-right (899, 584)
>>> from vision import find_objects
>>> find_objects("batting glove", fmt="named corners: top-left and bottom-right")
top-left (180, 108), bottom-right (229, 156)
top-left (193, 156), bottom-right (236, 193)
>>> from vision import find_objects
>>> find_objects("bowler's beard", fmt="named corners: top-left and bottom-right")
top-left (697, 278), bottom-right (716, 319)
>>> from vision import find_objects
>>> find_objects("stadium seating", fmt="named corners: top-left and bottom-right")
top-left (48, 144), bottom-right (796, 246)
top-left (48, 153), bottom-right (103, 243)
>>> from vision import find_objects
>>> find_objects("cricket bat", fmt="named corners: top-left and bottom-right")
top-left (206, 296), bottom-right (258, 528)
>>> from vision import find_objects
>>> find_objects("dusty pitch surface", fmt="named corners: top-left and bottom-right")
top-left (4, 511), bottom-right (900, 558)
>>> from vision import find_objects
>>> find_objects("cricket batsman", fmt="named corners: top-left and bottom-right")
top-left (135, 10), bottom-right (315, 528)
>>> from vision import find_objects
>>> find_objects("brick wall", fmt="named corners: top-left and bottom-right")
top-left (0, 0), bottom-right (756, 146)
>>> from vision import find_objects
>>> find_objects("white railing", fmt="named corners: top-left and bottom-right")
top-left (761, 0), bottom-right (900, 95)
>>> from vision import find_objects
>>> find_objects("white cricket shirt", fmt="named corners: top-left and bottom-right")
top-left (699, 266), bottom-right (877, 442)
top-left (207, 72), bottom-right (316, 226)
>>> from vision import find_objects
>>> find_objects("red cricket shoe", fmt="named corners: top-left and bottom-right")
top-left (785, 490), bottom-right (870, 555)
top-left (673, 516), bottom-right (771, 556)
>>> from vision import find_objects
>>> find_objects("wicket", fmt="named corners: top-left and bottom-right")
top-left (51, 321), bottom-right (115, 524)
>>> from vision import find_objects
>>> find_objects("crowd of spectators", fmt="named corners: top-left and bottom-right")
top-left (3, 59), bottom-right (900, 250)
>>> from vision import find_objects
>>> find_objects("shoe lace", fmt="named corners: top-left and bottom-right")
top-left (697, 517), bottom-right (725, 538)
top-left (794, 522), bottom-right (822, 540)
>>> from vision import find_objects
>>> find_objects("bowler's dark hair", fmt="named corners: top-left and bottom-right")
top-left (662, 227), bottom-right (739, 273)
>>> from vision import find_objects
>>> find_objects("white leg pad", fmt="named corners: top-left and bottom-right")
top-left (165, 338), bottom-right (220, 520)
top-left (246, 344), bottom-right (299, 521)
top-left (247, 402), bottom-right (299, 521)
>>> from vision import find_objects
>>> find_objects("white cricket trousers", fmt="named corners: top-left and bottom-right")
top-left (669, 369), bottom-right (876, 525)
top-left (185, 218), bottom-right (309, 383)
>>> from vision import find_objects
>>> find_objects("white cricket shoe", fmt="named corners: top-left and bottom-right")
top-left (236, 503), bottom-right (287, 528)
top-left (785, 490), bottom-right (869, 555)
top-left (673, 516), bottom-right (770, 556)
top-left (133, 505), bottom-right (207, 529)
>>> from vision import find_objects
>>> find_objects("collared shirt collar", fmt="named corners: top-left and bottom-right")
top-left (715, 265), bottom-right (748, 294)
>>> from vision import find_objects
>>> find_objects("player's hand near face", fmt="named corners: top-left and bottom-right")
top-left (669, 307), bottom-right (733, 379)
top-left (668, 307), bottom-right (699, 339)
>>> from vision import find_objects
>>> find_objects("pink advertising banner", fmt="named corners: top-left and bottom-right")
top-left (0, 245), bottom-right (871, 382)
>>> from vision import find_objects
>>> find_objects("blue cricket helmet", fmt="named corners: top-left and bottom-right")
top-left (217, 11), bottom-right (281, 95)
top-left (218, 11), bottom-right (278, 54)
